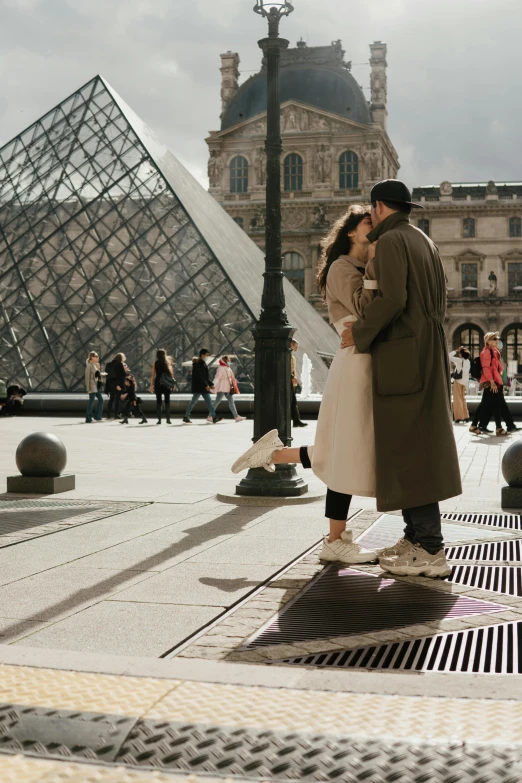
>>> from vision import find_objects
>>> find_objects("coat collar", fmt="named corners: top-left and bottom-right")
top-left (367, 212), bottom-right (410, 243)
top-left (338, 254), bottom-right (366, 271)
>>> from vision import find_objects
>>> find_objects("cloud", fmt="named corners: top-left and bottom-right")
top-left (1, 0), bottom-right (521, 189)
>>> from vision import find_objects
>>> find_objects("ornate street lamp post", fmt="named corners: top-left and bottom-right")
top-left (236, 0), bottom-right (308, 497)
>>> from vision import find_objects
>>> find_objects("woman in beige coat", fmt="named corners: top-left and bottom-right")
top-left (85, 351), bottom-right (104, 423)
top-left (232, 205), bottom-right (379, 565)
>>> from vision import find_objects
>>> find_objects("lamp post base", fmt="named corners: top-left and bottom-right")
top-left (236, 464), bottom-right (308, 497)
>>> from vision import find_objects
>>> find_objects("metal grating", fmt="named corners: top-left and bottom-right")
top-left (449, 565), bottom-right (522, 597)
top-left (243, 566), bottom-right (504, 650)
top-left (276, 621), bottom-right (522, 674)
top-left (357, 514), bottom-right (512, 551)
top-left (0, 499), bottom-right (148, 548)
top-left (446, 540), bottom-right (522, 562)
top-left (442, 512), bottom-right (522, 529)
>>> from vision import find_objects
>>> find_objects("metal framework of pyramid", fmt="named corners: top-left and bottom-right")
top-left (0, 76), bottom-right (338, 392)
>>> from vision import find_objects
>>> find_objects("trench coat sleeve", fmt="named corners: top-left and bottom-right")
top-left (352, 233), bottom-right (408, 353)
top-left (327, 261), bottom-right (375, 319)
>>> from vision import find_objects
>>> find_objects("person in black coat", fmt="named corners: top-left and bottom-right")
top-left (183, 348), bottom-right (221, 424)
top-left (105, 353), bottom-right (127, 418)
top-left (149, 348), bottom-right (175, 424)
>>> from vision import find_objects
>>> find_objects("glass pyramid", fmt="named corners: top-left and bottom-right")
top-left (0, 76), bottom-right (338, 393)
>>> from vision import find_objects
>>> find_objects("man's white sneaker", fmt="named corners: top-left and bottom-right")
top-left (231, 429), bottom-right (284, 474)
top-left (318, 530), bottom-right (378, 565)
top-left (380, 544), bottom-right (451, 578)
top-left (378, 537), bottom-right (416, 559)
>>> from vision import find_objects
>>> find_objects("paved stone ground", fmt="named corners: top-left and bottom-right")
top-left (0, 414), bottom-right (519, 658)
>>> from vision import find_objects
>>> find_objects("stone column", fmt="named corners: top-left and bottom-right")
top-left (369, 41), bottom-right (388, 130)
top-left (220, 52), bottom-right (240, 116)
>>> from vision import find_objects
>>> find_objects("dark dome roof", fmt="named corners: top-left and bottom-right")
top-left (221, 63), bottom-right (371, 130)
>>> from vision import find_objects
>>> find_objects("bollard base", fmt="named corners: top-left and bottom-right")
top-left (502, 485), bottom-right (522, 509)
top-left (6, 474), bottom-right (76, 494)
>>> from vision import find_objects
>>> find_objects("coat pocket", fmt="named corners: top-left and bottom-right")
top-left (376, 336), bottom-right (422, 396)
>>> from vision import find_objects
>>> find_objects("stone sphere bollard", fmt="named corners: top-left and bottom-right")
top-left (501, 440), bottom-right (522, 508)
top-left (15, 432), bottom-right (67, 478)
top-left (502, 440), bottom-right (522, 488)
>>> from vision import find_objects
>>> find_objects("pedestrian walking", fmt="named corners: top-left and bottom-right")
top-left (120, 375), bottom-right (147, 424)
top-left (213, 356), bottom-right (246, 422)
top-left (290, 339), bottom-right (307, 427)
top-left (105, 353), bottom-right (127, 418)
top-left (449, 346), bottom-right (470, 423)
top-left (85, 351), bottom-right (105, 423)
top-left (149, 349), bottom-right (175, 424)
top-left (469, 333), bottom-right (520, 436)
top-left (183, 349), bottom-right (222, 424)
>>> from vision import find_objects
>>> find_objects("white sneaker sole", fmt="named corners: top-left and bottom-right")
top-left (319, 553), bottom-right (378, 565)
top-left (381, 563), bottom-right (451, 578)
top-left (231, 429), bottom-right (283, 474)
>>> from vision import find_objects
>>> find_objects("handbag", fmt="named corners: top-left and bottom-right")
top-left (451, 369), bottom-right (463, 381)
top-left (159, 372), bottom-right (175, 389)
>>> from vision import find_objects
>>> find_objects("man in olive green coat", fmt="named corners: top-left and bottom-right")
top-left (342, 179), bottom-right (462, 578)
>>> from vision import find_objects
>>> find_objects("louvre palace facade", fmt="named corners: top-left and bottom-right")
top-left (0, 76), bottom-right (338, 392)
top-left (209, 40), bottom-right (522, 370)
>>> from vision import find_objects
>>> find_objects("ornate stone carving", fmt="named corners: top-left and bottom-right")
top-left (371, 67), bottom-right (387, 106)
top-left (488, 270), bottom-right (498, 296)
top-left (486, 180), bottom-right (498, 195)
top-left (208, 150), bottom-right (224, 187)
top-left (440, 181), bottom-right (453, 196)
top-left (249, 207), bottom-right (266, 231)
top-left (361, 143), bottom-right (382, 182)
top-left (454, 250), bottom-right (486, 272)
top-left (283, 207), bottom-right (307, 229)
top-left (314, 144), bottom-right (332, 183)
top-left (283, 108), bottom-right (299, 132)
top-left (312, 204), bottom-right (330, 229)
top-left (255, 147), bottom-right (266, 186)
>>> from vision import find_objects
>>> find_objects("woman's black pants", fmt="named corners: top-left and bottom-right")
top-left (107, 391), bottom-right (121, 418)
top-left (155, 389), bottom-right (171, 422)
top-left (299, 445), bottom-right (352, 520)
top-left (473, 386), bottom-right (514, 430)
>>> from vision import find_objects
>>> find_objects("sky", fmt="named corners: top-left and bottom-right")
top-left (1, 0), bottom-right (521, 189)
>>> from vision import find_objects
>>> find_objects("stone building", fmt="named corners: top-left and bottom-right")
top-left (411, 182), bottom-right (522, 370)
top-left (207, 40), bottom-right (399, 314)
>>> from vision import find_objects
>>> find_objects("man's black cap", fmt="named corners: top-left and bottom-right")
top-left (370, 179), bottom-right (424, 209)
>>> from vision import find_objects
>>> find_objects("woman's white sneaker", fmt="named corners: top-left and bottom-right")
top-left (318, 530), bottom-right (378, 565)
top-left (231, 429), bottom-right (284, 474)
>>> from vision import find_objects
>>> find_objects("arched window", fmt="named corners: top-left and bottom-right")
top-left (283, 252), bottom-right (305, 295)
top-left (232, 216), bottom-right (244, 230)
top-left (417, 219), bottom-right (430, 237)
top-left (509, 217), bottom-right (521, 237)
top-left (463, 217), bottom-right (475, 238)
top-left (339, 151), bottom-right (359, 190)
top-left (283, 154), bottom-right (303, 191)
top-left (502, 324), bottom-right (522, 373)
top-left (508, 261), bottom-right (522, 296)
top-left (453, 324), bottom-right (484, 359)
top-left (230, 156), bottom-right (248, 193)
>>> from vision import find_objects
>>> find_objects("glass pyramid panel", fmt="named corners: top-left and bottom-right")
top-left (0, 76), bottom-right (258, 392)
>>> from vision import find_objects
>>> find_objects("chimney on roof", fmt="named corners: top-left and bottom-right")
top-left (369, 41), bottom-right (387, 129)
top-left (220, 52), bottom-right (240, 116)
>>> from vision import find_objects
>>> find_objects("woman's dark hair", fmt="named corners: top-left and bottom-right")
top-left (156, 348), bottom-right (173, 377)
top-left (125, 374), bottom-right (136, 388)
top-left (461, 349), bottom-right (470, 361)
top-left (316, 205), bottom-right (371, 296)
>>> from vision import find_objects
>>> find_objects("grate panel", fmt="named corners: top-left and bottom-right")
top-left (449, 565), bottom-right (522, 597)
top-left (358, 514), bottom-right (513, 551)
top-left (442, 512), bottom-right (522, 529)
top-left (243, 566), bottom-right (504, 649)
top-left (446, 539), bottom-right (522, 562)
top-left (0, 500), bottom-right (148, 548)
top-left (276, 621), bottom-right (522, 674)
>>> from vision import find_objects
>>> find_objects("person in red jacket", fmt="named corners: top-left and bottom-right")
top-left (470, 332), bottom-right (519, 435)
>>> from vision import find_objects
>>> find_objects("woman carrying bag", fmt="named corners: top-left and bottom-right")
top-left (213, 356), bottom-right (245, 422)
top-left (149, 349), bottom-right (175, 424)
top-left (470, 332), bottom-right (519, 436)
top-left (449, 346), bottom-right (470, 423)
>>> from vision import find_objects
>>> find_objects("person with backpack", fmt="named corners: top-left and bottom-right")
top-left (105, 353), bottom-right (127, 419)
top-left (149, 349), bottom-right (175, 424)
top-left (449, 346), bottom-right (470, 423)
top-left (469, 332), bottom-right (520, 436)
